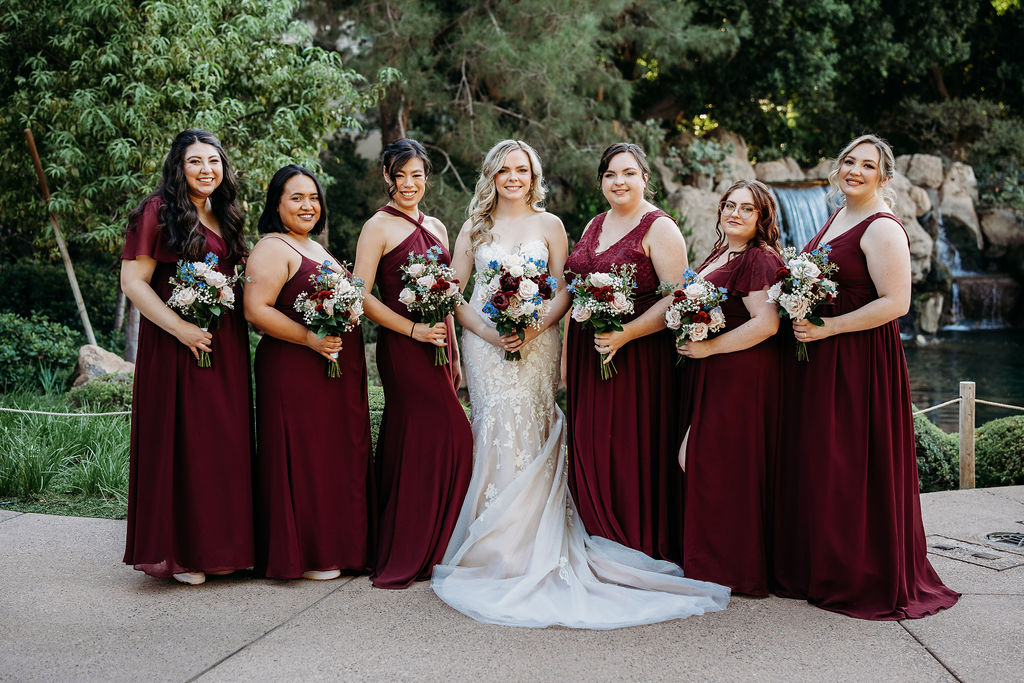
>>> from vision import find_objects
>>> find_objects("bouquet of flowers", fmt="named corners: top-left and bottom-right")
top-left (398, 245), bottom-right (466, 365)
top-left (566, 263), bottom-right (637, 380)
top-left (661, 269), bottom-right (728, 363)
top-left (293, 260), bottom-right (365, 377)
top-left (767, 244), bottom-right (839, 362)
top-left (475, 248), bottom-right (558, 361)
top-left (166, 252), bottom-right (244, 367)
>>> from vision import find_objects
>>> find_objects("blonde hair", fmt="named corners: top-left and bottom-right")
top-left (827, 134), bottom-right (898, 209)
top-left (467, 140), bottom-right (547, 253)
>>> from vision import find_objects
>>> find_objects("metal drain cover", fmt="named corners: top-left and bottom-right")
top-left (926, 535), bottom-right (1024, 570)
top-left (986, 532), bottom-right (1024, 549)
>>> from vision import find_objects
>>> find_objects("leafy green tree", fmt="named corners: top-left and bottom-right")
top-left (0, 0), bottom-right (396, 260)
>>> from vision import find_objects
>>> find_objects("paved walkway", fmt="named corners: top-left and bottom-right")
top-left (1, 486), bottom-right (1022, 682)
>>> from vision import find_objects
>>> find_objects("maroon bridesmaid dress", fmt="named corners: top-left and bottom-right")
top-left (773, 211), bottom-right (959, 619)
top-left (253, 238), bottom-right (373, 578)
top-left (369, 206), bottom-right (473, 589)
top-left (564, 209), bottom-right (683, 563)
top-left (121, 197), bottom-right (255, 578)
top-left (679, 246), bottom-right (784, 596)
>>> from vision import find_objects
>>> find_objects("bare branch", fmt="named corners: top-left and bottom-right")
top-left (424, 143), bottom-right (470, 193)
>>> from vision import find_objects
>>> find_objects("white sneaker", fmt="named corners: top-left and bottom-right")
top-left (301, 569), bottom-right (341, 581)
top-left (173, 572), bottom-right (206, 585)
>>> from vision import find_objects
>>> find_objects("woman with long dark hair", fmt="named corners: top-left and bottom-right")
top-left (352, 138), bottom-right (472, 589)
top-left (120, 129), bottom-right (253, 585)
top-left (675, 179), bottom-right (784, 596)
top-left (245, 165), bottom-right (373, 580)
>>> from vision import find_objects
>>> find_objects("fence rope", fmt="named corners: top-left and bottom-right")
top-left (975, 399), bottom-right (1024, 413)
top-left (913, 398), bottom-right (961, 416)
top-left (0, 407), bottom-right (130, 417)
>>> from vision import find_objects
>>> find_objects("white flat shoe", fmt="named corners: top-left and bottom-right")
top-left (301, 569), bottom-right (341, 581)
top-left (173, 572), bottom-right (206, 585)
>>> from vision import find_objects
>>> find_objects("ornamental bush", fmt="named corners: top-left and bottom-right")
top-left (67, 373), bottom-right (134, 413)
top-left (914, 409), bottom-right (958, 492)
top-left (0, 312), bottom-right (81, 392)
top-left (976, 415), bottom-right (1024, 488)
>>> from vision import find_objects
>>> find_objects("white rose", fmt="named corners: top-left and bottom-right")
top-left (709, 307), bottom-right (725, 329)
top-left (521, 301), bottom-right (536, 316)
top-left (571, 305), bottom-right (592, 322)
top-left (407, 263), bottom-right (426, 277)
top-left (788, 258), bottom-right (820, 280)
top-left (335, 279), bottom-right (353, 294)
top-left (589, 272), bottom-right (613, 288)
top-left (398, 288), bottom-right (416, 305)
top-left (506, 297), bottom-right (523, 317)
top-left (610, 291), bottom-right (630, 313)
top-left (204, 270), bottom-right (228, 288)
top-left (351, 300), bottom-right (364, 318)
top-left (688, 322), bottom-right (709, 342)
top-left (518, 278), bottom-right (539, 298)
top-left (779, 293), bottom-right (810, 320)
top-left (416, 275), bottom-right (436, 289)
top-left (192, 262), bottom-right (210, 277)
top-left (501, 253), bottom-right (525, 269)
top-left (766, 281), bottom-right (782, 302)
top-left (683, 281), bottom-right (705, 299)
top-left (447, 281), bottom-right (460, 296)
top-left (509, 264), bottom-right (525, 278)
top-left (218, 286), bottom-right (235, 305)
top-left (323, 299), bottom-right (335, 317)
top-left (173, 288), bottom-right (197, 307)
top-left (665, 307), bottom-right (682, 329)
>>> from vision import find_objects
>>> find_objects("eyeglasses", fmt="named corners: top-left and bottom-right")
top-left (721, 201), bottom-right (758, 218)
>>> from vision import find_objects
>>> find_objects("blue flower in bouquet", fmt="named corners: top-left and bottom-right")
top-left (488, 260), bottom-right (499, 270)
top-left (204, 252), bottom-right (219, 269)
top-left (426, 245), bottom-right (441, 261)
top-left (545, 276), bottom-right (557, 292)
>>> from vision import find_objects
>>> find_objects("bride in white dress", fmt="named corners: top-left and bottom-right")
top-left (431, 140), bottom-right (729, 628)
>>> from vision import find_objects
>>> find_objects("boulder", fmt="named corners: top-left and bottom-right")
top-left (713, 155), bottom-right (756, 193)
top-left (896, 154), bottom-right (944, 189)
top-left (72, 344), bottom-right (135, 387)
top-left (652, 157), bottom-right (684, 198)
top-left (916, 292), bottom-right (945, 335)
top-left (980, 208), bottom-right (1024, 257)
top-left (890, 172), bottom-right (934, 283)
top-left (939, 162), bottom-right (983, 249)
top-left (754, 157), bottom-right (804, 183)
top-left (665, 185), bottom-right (721, 264)
top-left (804, 159), bottom-right (834, 181)
top-left (908, 185), bottom-right (931, 217)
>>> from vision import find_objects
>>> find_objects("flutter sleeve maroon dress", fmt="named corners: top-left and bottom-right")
top-left (679, 245), bottom-right (783, 596)
top-left (773, 211), bottom-right (959, 619)
top-left (253, 238), bottom-right (373, 578)
top-left (121, 197), bottom-right (255, 578)
top-left (369, 206), bottom-right (473, 589)
top-left (563, 209), bottom-right (683, 564)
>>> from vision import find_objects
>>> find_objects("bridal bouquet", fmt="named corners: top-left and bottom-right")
top-left (566, 263), bottom-right (637, 380)
top-left (293, 260), bottom-right (365, 377)
top-left (399, 245), bottom-right (466, 365)
top-left (476, 248), bottom-right (558, 361)
top-left (767, 244), bottom-right (839, 362)
top-left (661, 269), bottom-right (728, 363)
top-left (167, 251), bottom-right (244, 368)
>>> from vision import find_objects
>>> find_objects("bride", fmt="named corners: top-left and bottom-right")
top-left (432, 140), bottom-right (729, 628)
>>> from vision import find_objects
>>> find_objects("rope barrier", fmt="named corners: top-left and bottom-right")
top-left (913, 398), bottom-right (961, 416)
top-left (0, 407), bottom-right (130, 417)
top-left (975, 399), bottom-right (1024, 413)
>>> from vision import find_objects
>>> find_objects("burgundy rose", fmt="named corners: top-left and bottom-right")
top-left (499, 271), bottom-right (520, 292)
top-left (535, 276), bottom-right (552, 299)
top-left (693, 310), bottom-right (711, 324)
top-left (776, 267), bottom-right (790, 279)
top-left (491, 291), bottom-right (510, 311)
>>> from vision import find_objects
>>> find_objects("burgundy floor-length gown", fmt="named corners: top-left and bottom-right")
top-left (370, 206), bottom-right (473, 589)
top-left (679, 246), bottom-right (783, 596)
top-left (564, 209), bottom-right (683, 563)
top-left (122, 197), bottom-right (254, 578)
top-left (254, 239), bottom-right (373, 578)
top-left (773, 211), bottom-right (959, 619)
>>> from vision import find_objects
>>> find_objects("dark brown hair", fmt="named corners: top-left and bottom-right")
top-left (705, 179), bottom-right (781, 264)
top-left (597, 142), bottom-right (654, 200)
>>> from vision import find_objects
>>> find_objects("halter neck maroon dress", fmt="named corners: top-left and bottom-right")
top-left (369, 205), bottom-right (473, 589)
top-left (773, 211), bottom-right (959, 619)
top-left (564, 209), bottom-right (683, 563)
top-left (253, 238), bottom-right (373, 578)
top-left (679, 245), bottom-right (784, 596)
top-left (121, 197), bottom-right (254, 578)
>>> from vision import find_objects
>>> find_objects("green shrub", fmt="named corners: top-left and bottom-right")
top-left (976, 415), bottom-right (1024, 488)
top-left (67, 373), bottom-right (134, 412)
top-left (369, 383), bottom-right (384, 450)
top-left (914, 409), bottom-right (958, 492)
top-left (967, 118), bottom-right (1024, 211)
top-left (0, 312), bottom-right (81, 392)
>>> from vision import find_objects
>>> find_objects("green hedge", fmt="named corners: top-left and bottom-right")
top-left (67, 373), bottom-right (134, 412)
top-left (0, 312), bottom-right (81, 392)
top-left (977, 415), bottom-right (1024, 488)
top-left (914, 409), bottom-right (959, 493)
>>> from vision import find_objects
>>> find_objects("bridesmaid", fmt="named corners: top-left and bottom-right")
top-left (352, 138), bottom-right (473, 589)
top-left (244, 165), bottom-right (374, 580)
top-left (563, 142), bottom-right (689, 562)
top-left (773, 134), bottom-right (959, 619)
top-left (120, 129), bottom-right (253, 585)
top-left (676, 179), bottom-right (783, 596)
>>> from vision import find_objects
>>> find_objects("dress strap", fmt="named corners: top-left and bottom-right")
top-left (376, 205), bottom-right (425, 229)
top-left (264, 235), bottom-right (309, 259)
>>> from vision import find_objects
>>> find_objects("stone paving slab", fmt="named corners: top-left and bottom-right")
top-left (0, 508), bottom-right (22, 523)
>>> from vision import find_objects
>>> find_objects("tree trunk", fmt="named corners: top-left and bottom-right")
top-left (379, 89), bottom-right (408, 145)
top-left (930, 66), bottom-right (951, 100)
top-left (113, 289), bottom-right (126, 333)
top-left (124, 303), bottom-right (140, 363)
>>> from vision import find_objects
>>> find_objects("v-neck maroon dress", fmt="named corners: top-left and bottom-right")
top-left (773, 211), bottom-right (959, 619)
top-left (369, 206), bottom-right (473, 589)
top-left (679, 245), bottom-right (784, 596)
top-left (253, 238), bottom-right (373, 578)
top-left (121, 197), bottom-right (255, 578)
top-left (563, 209), bottom-right (683, 564)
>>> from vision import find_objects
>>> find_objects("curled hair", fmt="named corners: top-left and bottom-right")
top-left (466, 139), bottom-right (547, 253)
top-left (827, 133), bottom-right (897, 209)
top-left (128, 129), bottom-right (247, 261)
top-left (703, 180), bottom-right (781, 267)
top-left (257, 165), bottom-right (327, 236)
top-left (381, 138), bottom-right (432, 200)
top-left (597, 142), bottom-right (655, 200)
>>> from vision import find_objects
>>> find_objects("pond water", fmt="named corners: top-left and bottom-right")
top-left (903, 329), bottom-right (1024, 433)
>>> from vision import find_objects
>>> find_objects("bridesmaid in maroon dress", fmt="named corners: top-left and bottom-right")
top-left (774, 134), bottom-right (959, 619)
top-left (244, 166), bottom-right (373, 580)
top-left (352, 138), bottom-right (473, 589)
top-left (676, 180), bottom-right (783, 596)
top-left (563, 142), bottom-right (689, 563)
top-left (120, 129), bottom-right (253, 585)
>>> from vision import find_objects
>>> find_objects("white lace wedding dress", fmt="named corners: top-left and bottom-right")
top-left (430, 240), bottom-right (730, 629)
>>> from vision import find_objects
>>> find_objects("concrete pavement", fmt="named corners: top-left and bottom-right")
top-left (1, 487), bottom-right (1022, 682)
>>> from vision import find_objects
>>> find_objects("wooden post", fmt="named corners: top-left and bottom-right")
top-left (959, 381), bottom-right (976, 489)
top-left (24, 128), bottom-right (97, 346)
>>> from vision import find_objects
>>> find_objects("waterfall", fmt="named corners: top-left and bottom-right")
top-left (769, 185), bottom-right (835, 249)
